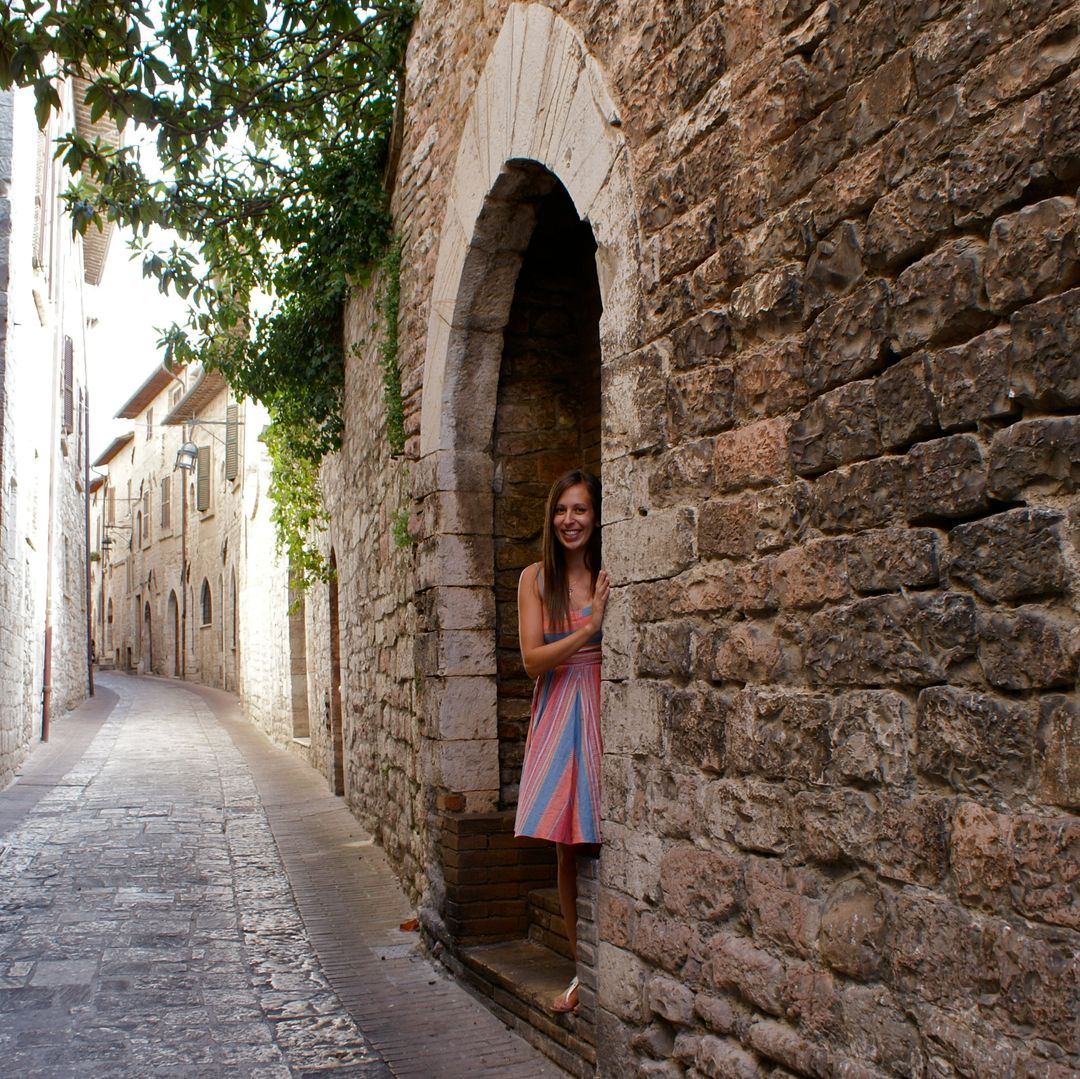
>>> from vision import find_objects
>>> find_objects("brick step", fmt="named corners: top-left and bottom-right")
top-left (458, 938), bottom-right (594, 1078)
top-left (527, 886), bottom-right (572, 960)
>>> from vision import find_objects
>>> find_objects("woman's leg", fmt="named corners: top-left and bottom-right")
top-left (552, 842), bottom-right (580, 1012)
top-left (556, 841), bottom-right (578, 959)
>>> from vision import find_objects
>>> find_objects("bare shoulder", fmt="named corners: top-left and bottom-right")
top-left (518, 561), bottom-right (542, 590)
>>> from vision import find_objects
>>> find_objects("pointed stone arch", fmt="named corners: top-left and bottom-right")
top-left (416, 0), bottom-right (641, 817)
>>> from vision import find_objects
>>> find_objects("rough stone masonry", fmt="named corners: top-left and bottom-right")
top-left (308, 1), bottom-right (1080, 1075)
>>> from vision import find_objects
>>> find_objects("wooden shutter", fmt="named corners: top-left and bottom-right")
top-left (160, 477), bottom-right (171, 529)
top-left (225, 404), bottom-right (239, 481)
top-left (62, 337), bottom-right (74, 435)
top-left (196, 445), bottom-right (211, 512)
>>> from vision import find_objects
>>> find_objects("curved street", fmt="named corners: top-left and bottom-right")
top-left (0, 673), bottom-right (563, 1078)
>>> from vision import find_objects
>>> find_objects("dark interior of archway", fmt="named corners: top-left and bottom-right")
top-left (493, 174), bottom-right (603, 812)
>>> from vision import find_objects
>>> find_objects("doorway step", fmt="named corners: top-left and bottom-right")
top-left (456, 935), bottom-right (595, 1078)
top-left (452, 879), bottom-right (595, 1076)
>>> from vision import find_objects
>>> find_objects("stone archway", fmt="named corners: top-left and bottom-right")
top-left (413, 1), bottom-right (641, 1056)
top-left (416, 0), bottom-right (639, 823)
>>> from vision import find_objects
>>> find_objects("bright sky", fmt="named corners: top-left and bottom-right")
top-left (86, 231), bottom-right (189, 461)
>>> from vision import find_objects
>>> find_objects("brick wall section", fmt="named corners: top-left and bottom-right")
top-left (327, 1), bottom-right (1080, 1074)
top-left (438, 810), bottom-right (556, 944)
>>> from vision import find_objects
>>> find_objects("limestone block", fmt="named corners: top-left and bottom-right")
top-left (667, 365), bottom-right (735, 442)
top-left (1011, 813), bottom-right (1080, 929)
top-left (666, 684), bottom-right (730, 773)
top-left (597, 943), bottom-right (648, 1022)
top-left (929, 326), bottom-right (1017, 430)
top-left (728, 686), bottom-right (832, 783)
top-left (600, 586), bottom-right (630, 680)
top-left (646, 974), bottom-right (695, 1026)
top-left (705, 933), bottom-right (787, 1017)
top-left (647, 437), bottom-right (715, 509)
top-left (733, 338), bottom-right (810, 421)
top-left (772, 538), bottom-right (850, 609)
top-left (601, 680), bottom-right (665, 756)
top-left (916, 685), bottom-right (1036, 797)
top-left (811, 456), bottom-right (908, 533)
top-left (977, 606), bottom-right (1078, 691)
top-left (659, 845), bottom-right (742, 922)
top-left (846, 527), bottom-right (941, 593)
top-left (948, 799), bottom-right (1012, 912)
top-left (704, 621), bottom-right (796, 685)
top-left (425, 676), bottom-right (497, 741)
top-left (890, 238), bottom-right (993, 353)
top-left (635, 620), bottom-right (693, 679)
top-left (439, 736), bottom-right (499, 795)
top-left (1039, 694), bottom-right (1080, 809)
top-left (693, 1035), bottom-right (758, 1079)
top-left (805, 280), bottom-right (892, 396)
top-left (948, 90), bottom-right (1048, 227)
top-left (602, 344), bottom-right (667, 457)
top-left (603, 507), bottom-right (695, 584)
top-left (805, 592), bottom-right (976, 687)
top-left (839, 985), bottom-right (924, 1077)
top-left (415, 533), bottom-right (493, 591)
top-left (818, 879), bottom-right (885, 981)
top-left (904, 434), bottom-right (988, 521)
top-left (791, 381), bottom-right (880, 476)
top-left (670, 309), bottom-right (734, 369)
top-left (864, 167), bottom-right (950, 269)
top-left (704, 778), bottom-right (795, 856)
top-left (1008, 286), bottom-right (1080, 408)
top-left (948, 507), bottom-right (1067, 602)
top-left (874, 352), bottom-right (939, 451)
top-left (987, 416), bottom-right (1080, 498)
top-left (985, 196), bottom-right (1079, 310)
top-left (413, 449), bottom-right (494, 498)
top-left (729, 262), bottom-right (805, 334)
top-left (744, 859), bottom-right (822, 961)
top-left (414, 628), bottom-right (495, 678)
top-left (713, 417), bottom-right (793, 492)
top-left (826, 690), bottom-right (913, 787)
top-left (420, 490), bottom-right (493, 537)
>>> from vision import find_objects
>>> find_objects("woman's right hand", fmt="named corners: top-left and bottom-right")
top-left (588, 569), bottom-right (610, 634)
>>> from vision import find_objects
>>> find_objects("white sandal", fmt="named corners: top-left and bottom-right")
top-left (552, 974), bottom-right (579, 1014)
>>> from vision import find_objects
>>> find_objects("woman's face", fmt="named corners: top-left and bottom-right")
top-left (552, 483), bottom-right (595, 553)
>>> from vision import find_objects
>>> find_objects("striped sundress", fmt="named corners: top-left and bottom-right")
top-left (514, 566), bottom-right (603, 845)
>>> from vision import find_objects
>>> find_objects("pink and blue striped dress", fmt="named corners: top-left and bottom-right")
top-left (514, 566), bottom-right (603, 846)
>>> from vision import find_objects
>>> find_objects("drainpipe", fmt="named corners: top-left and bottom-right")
top-left (85, 390), bottom-right (93, 696)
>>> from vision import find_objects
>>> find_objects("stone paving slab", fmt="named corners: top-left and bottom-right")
top-left (0, 674), bottom-right (567, 1078)
top-left (193, 680), bottom-right (568, 1079)
top-left (0, 674), bottom-right (388, 1077)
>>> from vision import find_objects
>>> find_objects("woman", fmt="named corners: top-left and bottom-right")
top-left (514, 469), bottom-right (609, 1015)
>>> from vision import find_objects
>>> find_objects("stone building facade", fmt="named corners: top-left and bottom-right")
top-left (318, 1), bottom-right (1080, 1076)
top-left (88, 361), bottom-right (323, 774)
top-left (0, 80), bottom-right (110, 787)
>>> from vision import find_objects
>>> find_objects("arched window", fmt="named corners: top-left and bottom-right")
top-left (200, 578), bottom-right (213, 626)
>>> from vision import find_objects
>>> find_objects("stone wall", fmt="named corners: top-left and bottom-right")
top-left (0, 83), bottom-right (93, 787)
top-left (331, 1), bottom-right (1080, 1074)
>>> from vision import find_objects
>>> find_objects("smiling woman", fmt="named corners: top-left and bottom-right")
top-left (514, 469), bottom-right (608, 1015)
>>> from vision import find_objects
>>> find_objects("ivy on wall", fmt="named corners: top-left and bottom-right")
top-left (0, 0), bottom-right (416, 584)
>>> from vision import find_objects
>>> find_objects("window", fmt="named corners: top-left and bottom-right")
top-left (142, 491), bottom-right (151, 545)
top-left (225, 403), bottom-right (239, 481)
top-left (136, 511), bottom-right (143, 549)
top-left (146, 408), bottom-right (153, 440)
top-left (200, 579), bottom-right (212, 626)
top-left (61, 337), bottom-right (74, 436)
top-left (160, 477), bottom-right (171, 529)
top-left (196, 446), bottom-right (211, 512)
top-left (170, 385), bottom-right (183, 409)
top-left (107, 488), bottom-right (115, 524)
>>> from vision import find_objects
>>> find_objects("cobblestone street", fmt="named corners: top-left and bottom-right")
top-left (0, 674), bottom-right (564, 1078)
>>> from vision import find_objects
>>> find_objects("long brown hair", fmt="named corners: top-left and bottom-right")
top-left (542, 469), bottom-right (602, 629)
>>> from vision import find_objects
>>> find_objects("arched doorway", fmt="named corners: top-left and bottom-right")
top-left (327, 550), bottom-right (345, 796)
top-left (167, 591), bottom-right (179, 676)
top-left (411, 4), bottom-right (641, 1061)
top-left (493, 169), bottom-right (603, 812)
top-left (142, 601), bottom-right (152, 673)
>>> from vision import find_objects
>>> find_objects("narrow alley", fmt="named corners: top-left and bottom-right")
top-left (0, 673), bottom-right (564, 1078)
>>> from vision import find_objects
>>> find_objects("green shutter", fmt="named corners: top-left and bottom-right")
top-left (196, 445), bottom-right (211, 511)
top-left (225, 404), bottom-right (239, 481)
